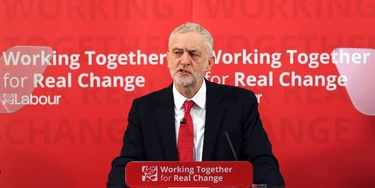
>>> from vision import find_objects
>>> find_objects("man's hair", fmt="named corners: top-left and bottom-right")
top-left (168, 22), bottom-right (214, 56)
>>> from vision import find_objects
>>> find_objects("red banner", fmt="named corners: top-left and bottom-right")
top-left (125, 161), bottom-right (253, 187)
top-left (1, 1), bottom-right (375, 188)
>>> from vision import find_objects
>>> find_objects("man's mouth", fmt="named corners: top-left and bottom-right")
top-left (178, 69), bottom-right (190, 74)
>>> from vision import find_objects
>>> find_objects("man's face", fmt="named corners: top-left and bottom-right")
top-left (167, 31), bottom-right (214, 88)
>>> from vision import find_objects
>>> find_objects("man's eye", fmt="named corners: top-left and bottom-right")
top-left (174, 51), bottom-right (182, 54)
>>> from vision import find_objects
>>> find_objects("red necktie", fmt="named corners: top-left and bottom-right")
top-left (177, 100), bottom-right (195, 161)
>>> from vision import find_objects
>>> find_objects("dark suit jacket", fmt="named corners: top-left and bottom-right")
top-left (107, 80), bottom-right (285, 188)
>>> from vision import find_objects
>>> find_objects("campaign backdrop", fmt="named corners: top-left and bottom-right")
top-left (1, 0), bottom-right (375, 187)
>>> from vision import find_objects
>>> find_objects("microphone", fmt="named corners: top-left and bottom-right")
top-left (225, 131), bottom-right (238, 161)
top-left (180, 118), bottom-right (186, 124)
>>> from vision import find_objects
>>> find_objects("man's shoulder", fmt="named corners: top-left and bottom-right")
top-left (132, 85), bottom-right (171, 105)
top-left (207, 81), bottom-right (257, 100)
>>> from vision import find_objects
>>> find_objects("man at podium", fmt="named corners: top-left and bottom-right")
top-left (107, 22), bottom-right (285, 188)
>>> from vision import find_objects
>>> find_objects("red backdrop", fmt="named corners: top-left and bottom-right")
top-left (1, 0), bottom-right (375, 187)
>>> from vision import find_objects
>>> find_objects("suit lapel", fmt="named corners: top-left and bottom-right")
top-left (202, 80), bottom-right (226, 161)
top-left (155, 83), bottom-right (178, 161)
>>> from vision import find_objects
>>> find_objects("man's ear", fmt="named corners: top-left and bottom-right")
top-left (206, 55), bottom-right (215, 71)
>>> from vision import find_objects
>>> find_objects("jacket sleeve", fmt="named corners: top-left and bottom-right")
top-left (107, 98), bottom-right (145, 188)
top-left (241, 91), bottom-right (285, 188)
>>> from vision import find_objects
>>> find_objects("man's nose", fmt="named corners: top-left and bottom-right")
top-left (180, 52), bottom-right (192, 66)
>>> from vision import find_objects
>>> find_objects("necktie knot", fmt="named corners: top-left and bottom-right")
top-left (184, 100), bottom-right (195, 113)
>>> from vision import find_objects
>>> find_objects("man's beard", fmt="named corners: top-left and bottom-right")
top-left (173, 72), bottom-right (203, 87)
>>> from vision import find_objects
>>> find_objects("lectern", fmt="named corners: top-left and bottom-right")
top-left (125, 161), bottom-right (253, 188)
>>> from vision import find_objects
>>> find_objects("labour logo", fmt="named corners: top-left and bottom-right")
top-left (142, 166), bottom-right (158, 181)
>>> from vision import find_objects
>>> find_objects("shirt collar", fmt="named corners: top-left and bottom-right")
top-left (173, 80), bottom-right (206, 110)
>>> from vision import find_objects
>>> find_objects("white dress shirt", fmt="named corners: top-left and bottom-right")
top-left (173, 80), bottom-right (206, 161)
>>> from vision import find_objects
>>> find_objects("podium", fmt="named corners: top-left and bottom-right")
top-left (125, 161), bottom-right (253, 188)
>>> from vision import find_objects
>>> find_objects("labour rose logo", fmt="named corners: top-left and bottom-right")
top-left (142, 166), bottom-right (158, 181)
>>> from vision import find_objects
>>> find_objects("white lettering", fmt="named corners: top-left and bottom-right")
top-left (78, 73), bottom-right (145, 91)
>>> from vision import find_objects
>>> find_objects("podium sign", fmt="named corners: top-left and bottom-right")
top-left (125, 161), bottom-right (253, 187)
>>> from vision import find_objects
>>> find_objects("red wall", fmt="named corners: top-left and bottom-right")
top-left (1, 0), bottom-right (375, 187)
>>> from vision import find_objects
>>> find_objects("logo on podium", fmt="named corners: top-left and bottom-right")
top-left (142, 166), bottom-right (158, 182)
top-left (126, 162), bottom-right (253, 187)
